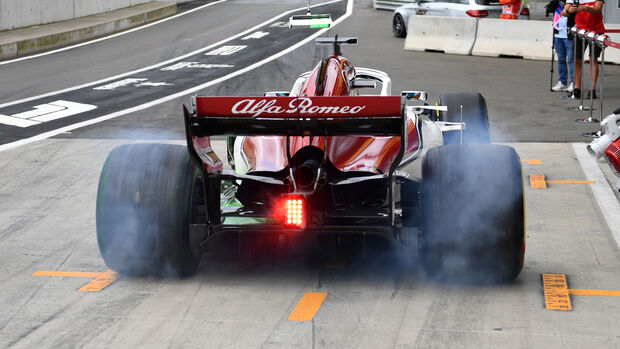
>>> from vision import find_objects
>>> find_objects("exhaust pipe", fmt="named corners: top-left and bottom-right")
top-left (290, 146), bottom-right (325, 192)
top-left (294, 157), bottom-right (321, 190)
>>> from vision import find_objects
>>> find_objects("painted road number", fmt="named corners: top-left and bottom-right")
top-left (205, 45), bottom-right (247, 56)
top-left (94, 78), bottom-right (172, 90)
top-left (161, 62), bottom-right (234, 71)
top-left (0, 100), bottom-right (97, 128)
top-left (242, 31), bottom-right (270, 40)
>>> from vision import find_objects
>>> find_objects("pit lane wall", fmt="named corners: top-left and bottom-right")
top-left (404, 16), bottom-right (620, 64)
top-left (0, 0), bottom-right (188, 31)
top-left (404, 16), bottom-right (477, 55)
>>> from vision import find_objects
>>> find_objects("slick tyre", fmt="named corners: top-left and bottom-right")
top-left (437, 92), bottom-right (491, 144)
top-left (96, 144), bottom-right (205, 277)
top-left (421, 144), bottom-right (524, 284)
top-left (392, 14), bottom-right (407, 38)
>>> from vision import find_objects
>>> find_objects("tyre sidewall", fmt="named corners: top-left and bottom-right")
top-left (421, 144), bottom-right (524, 283)
top-left (96, 144), bottom-right (202, 277)
top-left (437, 92), bottom-right (491, 144)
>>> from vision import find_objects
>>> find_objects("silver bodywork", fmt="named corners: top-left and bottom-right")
top-left (375, 0), bottom-right (416, 10)
top-left (388, 0), bottom-right (530, 36)
top-left (394, 1), bottom-right (502, 34)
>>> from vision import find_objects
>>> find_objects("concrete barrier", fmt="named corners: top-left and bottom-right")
top-left (472, 19), bottom-right (552, 60)
top-left (404, 16), bottom-right (478, 55)
top-left (0, 42), bottom-right (17, 60)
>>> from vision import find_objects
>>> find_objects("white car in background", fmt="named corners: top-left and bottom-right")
top-left (386, 0), bottom-right (530, 38)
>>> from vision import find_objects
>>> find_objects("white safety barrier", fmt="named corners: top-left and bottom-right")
top-left (404, 16), bottom-right (478, 55)
top-left (604, 24), bottom-right (620, 64)
top-left (472, 19), bottom-right (552, 60)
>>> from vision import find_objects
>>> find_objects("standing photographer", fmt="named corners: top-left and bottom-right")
top-left (547, 0), bottom-right (576, 92)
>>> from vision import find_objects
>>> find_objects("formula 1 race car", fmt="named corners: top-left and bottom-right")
top-left (96, 37), bottom-right (525, 283)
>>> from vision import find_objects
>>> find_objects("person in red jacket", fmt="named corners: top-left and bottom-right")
top-left (564, 0), bottom-right (605, 98)
top-left (500, 0), bottom-right (522, 19)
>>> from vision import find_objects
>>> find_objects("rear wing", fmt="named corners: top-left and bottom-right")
top-left (184, 96), bottom-right (407, 176)
top-left (184, 96), bottom-right (409, 226)
top-left (185, 96), bottom-right (404, 137)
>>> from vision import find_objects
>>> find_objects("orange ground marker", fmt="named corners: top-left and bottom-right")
top-left (546, 180), bottom-right (595, 184)
top-left (542, 273), bottom-right (620, 311)
top-left (32, 271), bottom-right (103, 278)
top-left (78, 270), bottom-right (119, 292)
top-left (568, 289), bottom-right (620, 297)
top-left (288, 292), bottom-right (328, 321)
top-left (33, 270), bottom-right (119, 292)
top-left (542, 273), bottom-right (572, 310)
top-left (521, 159), bottom-right (542, 165)
top-left (530, 175), bottom-right (547, 189)
top-left (530, 175), bottom-right (595, 189)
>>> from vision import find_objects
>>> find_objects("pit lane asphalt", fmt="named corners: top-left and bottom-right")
top-left (1, 0), bottom-right (620, 347)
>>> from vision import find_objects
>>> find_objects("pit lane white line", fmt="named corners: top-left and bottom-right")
top-left (0, 0), bottom-right (352, 153)
top-left (0, 0), bottom-right (227, 66)
top-left (0, 0), bottom-right (342, 110)
top-left (573, 143), bottom-right (620, 248)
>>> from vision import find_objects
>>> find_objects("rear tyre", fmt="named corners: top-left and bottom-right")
top-left (96, 144), bottom-right (205, 277)
top-left (392, 14), bottom-right (407, 38)
top-left (421, 144), bottom-right (524, 284)
top-left (437, 92), bottom-right (491, 144)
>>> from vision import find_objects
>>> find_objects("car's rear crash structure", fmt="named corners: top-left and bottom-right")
top-left (96, 37), bottom-right (525, 283)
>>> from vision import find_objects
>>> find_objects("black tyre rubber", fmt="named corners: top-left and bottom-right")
top-left (96, 143), bottom-right (205, 277)
top-left (437, 92), bottom-right (491, 144)
top-left (421, 144), bottom-right (524, 284)
top-left (392, 14), bottom-right (407, 38)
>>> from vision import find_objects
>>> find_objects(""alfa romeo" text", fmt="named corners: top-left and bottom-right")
top-left (231, 98), bottom-right (366, 117)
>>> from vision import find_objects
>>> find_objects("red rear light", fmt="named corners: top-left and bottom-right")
top-left (605, 138), bottom-right (620, 174)
top-left (466, 10), bottom-right (489, 17)
top-left (284, 196), bottom-right (304, 227)
top-left (520, 8), bottom-right (530, 16)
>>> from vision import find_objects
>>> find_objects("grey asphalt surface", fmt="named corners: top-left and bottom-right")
top-left (1, 0), bottom-right (620, 348)
top-left (0, 1), bottom-right (346, 144)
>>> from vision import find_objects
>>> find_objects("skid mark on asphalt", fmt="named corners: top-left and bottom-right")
top-left (542, 273), bottom-right (620, 311)
top-left (288, 292), bottom-right (328, 321)
top-left (529, 174), bottom-right (595, 189)
top-left (33, 270), bottom-right (119, 292)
